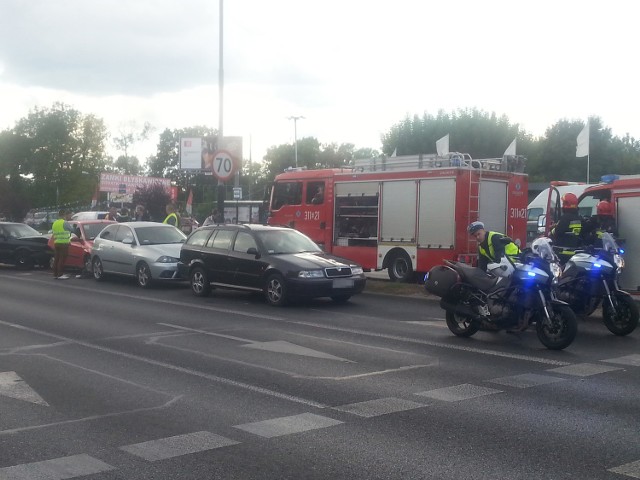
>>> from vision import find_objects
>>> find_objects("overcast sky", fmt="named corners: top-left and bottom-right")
top-left (0, 0), bottom-right (638, 164)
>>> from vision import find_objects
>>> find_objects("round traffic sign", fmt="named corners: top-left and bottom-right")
top-left (211, 149), bottom-right (237, 181)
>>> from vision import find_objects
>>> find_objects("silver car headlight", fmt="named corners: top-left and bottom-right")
top-left (298, 269), bottom-right (325, 278)
top-left (350, 265), bottom-right (364, 275)
top-left (156, 256), bottom-right (179, 263)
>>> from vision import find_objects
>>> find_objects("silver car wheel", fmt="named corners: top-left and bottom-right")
top-left (137, 262), bottom-right (152, 288)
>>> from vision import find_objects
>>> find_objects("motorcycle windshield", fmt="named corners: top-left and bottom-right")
top-left (534, 237), bottom-right (556, 262)
top-left (601, 232), bottom-right (618, 254)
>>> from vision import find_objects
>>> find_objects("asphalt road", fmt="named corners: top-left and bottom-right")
top-left (0, 267), bottom-right (639, 480)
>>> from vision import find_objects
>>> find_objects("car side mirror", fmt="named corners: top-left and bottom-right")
top-left (247, 247), bottom-right (260, 258)
top-left (537, 214), bottom-right (547, 228)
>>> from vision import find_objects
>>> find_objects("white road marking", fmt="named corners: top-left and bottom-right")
top-left (0, 371), bottom-right (49, 406)
top-left (415, 383), bottom-right (503, 402)
top-left (241, 340), bottom-right (350, 361)
top-left (333, 397), bottom-right (428, 417)
top-left (547, 363), bottom-right (623, 377)
top-left (120, 431), bottom-right (239, 461)
top-left (0, 454), bottom-right (114, 479)
top-left (234, 413), bottom-right (343, 438)
top-left (602, 354), bottom-right (640, 367)
top-left (609, 459), bottom-right (640, 478)
top-left (0, 319), bottom-right (327, 409)
top-left (405, 320), bottom-right (446, 327)
top-left (160, 323), bottom-right (351, 361)
top-left (488, 373), bottom-right (565, 388)
top-left (4, 275), bottom-right (571, 366)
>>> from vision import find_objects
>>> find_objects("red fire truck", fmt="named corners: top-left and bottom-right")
top-left (267, 153), bottom-right (528, 281)
top-left (543, 174), bottom-right (640, 292)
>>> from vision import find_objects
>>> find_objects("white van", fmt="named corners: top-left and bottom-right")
top-left (527, 183), bottom-right (592, 245)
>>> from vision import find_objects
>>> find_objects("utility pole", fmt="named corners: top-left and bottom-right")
top-left (287, 116), bottom-right (304, 167)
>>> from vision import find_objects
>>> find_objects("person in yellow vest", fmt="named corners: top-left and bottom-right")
top-left (51, 209), bottom-right (74, 280)
top-left (162, 203), bottom-right (180, 228)
top-left (468, 221), bottom-right (520, 271)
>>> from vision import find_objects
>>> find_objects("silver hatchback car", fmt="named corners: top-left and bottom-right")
top-left (91, 222), bottom-right (186, 288)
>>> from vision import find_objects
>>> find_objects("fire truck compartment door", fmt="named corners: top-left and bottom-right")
top-left (380, 181), bottom-right (417, 242)
top-left (617, 195), bottom-right (640, 291)
top-left (418, 179), bottom-right (455, 248)
top-left (479, 180), bottom-right (508, 234)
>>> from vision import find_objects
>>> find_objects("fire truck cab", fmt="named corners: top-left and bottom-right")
top-left (544, 174), bottom-right (640, 292)
top-left (268, 153), bottom-right (528, 282)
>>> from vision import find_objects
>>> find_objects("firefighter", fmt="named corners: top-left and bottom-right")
top-left (550, 193), bottom-right (583, 250)
top-left (582, 199), bottom-right (618, 247)
top-left (468, 221), bottom-right (520, 271)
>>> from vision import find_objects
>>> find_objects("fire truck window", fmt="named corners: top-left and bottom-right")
top-left (307, 182), bottom-right (325, 205)
top-left (272, 182), bottom-right (302, 209)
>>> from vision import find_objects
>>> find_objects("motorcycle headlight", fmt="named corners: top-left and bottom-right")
top-left (614, 254), bottom-right (624, 272)
top-left (550, 262), bottom-right (562, 281)
top-left (156, 256), bottom-right (179, 263)
top-left (298, 269), bottom-right (325, 278)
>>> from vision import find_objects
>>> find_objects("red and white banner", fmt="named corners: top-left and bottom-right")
top-left (99, 173), bottom-right (171, 194)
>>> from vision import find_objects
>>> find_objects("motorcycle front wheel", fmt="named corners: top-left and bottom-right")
top-left (535, 304), bottom-right (577, 350)
top-left (602, 293), bottom-right (639, 336)
top-left (446, 310), bottom-right (480, 337)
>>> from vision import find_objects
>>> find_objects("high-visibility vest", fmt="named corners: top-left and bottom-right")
top-left (163, 212), bottom-right (179, 227)
top-left (478, 231), bottom-right (520, 263)
top-left (51, 219), bottom-right (71, 244)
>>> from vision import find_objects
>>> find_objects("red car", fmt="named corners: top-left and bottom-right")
top-left (48, 220), bottom-right (116, 275)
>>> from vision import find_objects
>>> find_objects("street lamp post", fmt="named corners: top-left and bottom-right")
top-left (287, 116), bottom-right (304, 167)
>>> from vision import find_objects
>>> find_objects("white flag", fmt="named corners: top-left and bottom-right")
top-left (576, 121), bottom-right (589, 157)
top-left (436, 134), bottom-right (449, 157)
top-left (503, 138), bottom-right (516, 156)
top-left (390, 147), bottom-right (397, 157)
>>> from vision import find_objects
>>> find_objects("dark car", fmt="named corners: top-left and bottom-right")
top-left (0, 222), bottom-right (52, 269)
top-left (178, 224), bottom-right (366, 306)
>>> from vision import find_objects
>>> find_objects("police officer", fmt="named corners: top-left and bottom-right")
top-left (162, 203), bottom-right (180, 228)
top-left (51, 209), bottom-right (74, 280)
top-left (468, 221), bottom-right (520, 271)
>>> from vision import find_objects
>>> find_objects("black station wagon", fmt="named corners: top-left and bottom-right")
top-left (178, 224), bottom-right (366, 306)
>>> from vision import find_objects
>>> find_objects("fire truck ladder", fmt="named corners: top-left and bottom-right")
top-left (467, 166), bottom-right (481, 254)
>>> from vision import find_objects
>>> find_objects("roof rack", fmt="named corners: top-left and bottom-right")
top-left (352, 153), bottom-right (526, 173)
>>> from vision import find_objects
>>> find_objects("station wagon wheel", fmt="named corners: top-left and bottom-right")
top-left (190, 267), bottom-right (211, 297)
top-left (136, 262), bottom-right (153, 289)
top-left (15, 251), bottom-right (34, 270)
top-left (93, 257), bottom-right (105, 281)
top-left (265, 273), bottom-right (288, 306)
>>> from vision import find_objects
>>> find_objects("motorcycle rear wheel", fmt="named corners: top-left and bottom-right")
top-left (535, 304), bottom-right (577, 350)
top-left (602, 293), bottom-right (639, 336)
top-left (446, 310), bottom-right (480, 337)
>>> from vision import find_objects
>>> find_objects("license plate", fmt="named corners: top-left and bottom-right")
top-left (333, 278), bottom-right (354, 288)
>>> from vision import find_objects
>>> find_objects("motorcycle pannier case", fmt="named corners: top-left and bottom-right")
top-left (425, 265), bottom-right (460, 297)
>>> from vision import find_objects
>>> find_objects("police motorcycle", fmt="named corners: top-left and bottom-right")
top-left (554, 232), bottom-right (638, 336)
top-left (424, 237), bottom-right (577, 350)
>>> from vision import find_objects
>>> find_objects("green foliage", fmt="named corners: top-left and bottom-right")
top-left (131, 182), bottom-right (171, 222)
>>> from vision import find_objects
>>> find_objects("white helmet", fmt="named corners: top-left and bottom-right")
top-left (487, 256), bottom-right (514, 278)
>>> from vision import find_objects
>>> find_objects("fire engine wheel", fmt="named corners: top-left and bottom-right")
top-left (602, 293), bottom-right (639, 336)
top-left (445, 310), bottom-right (479, 337)
top-left (388, 252), bottom-right (413, 282)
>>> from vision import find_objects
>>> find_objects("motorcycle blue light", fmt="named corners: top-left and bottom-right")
top-left (619, 248), bottom-right (625, 254)
top-left (527, 271), bottom-right (536, 277)
top-left (593, 263), bottom-right (602, 268)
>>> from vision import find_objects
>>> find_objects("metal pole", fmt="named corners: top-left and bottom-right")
top-left (217, 0), bottom-right (226, 215)
top-left (287, 116), bottom-right (304, 168)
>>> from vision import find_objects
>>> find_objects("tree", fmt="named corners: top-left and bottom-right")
top-left (114, 155), bottom-right (142, 175)
top-left (11, 103), bottom-right (109, 208)
top-left (132, 182), bottom-right (171, 222)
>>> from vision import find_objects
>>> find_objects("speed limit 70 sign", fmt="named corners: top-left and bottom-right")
top-left (211, 149), bottom-right (238, 181)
